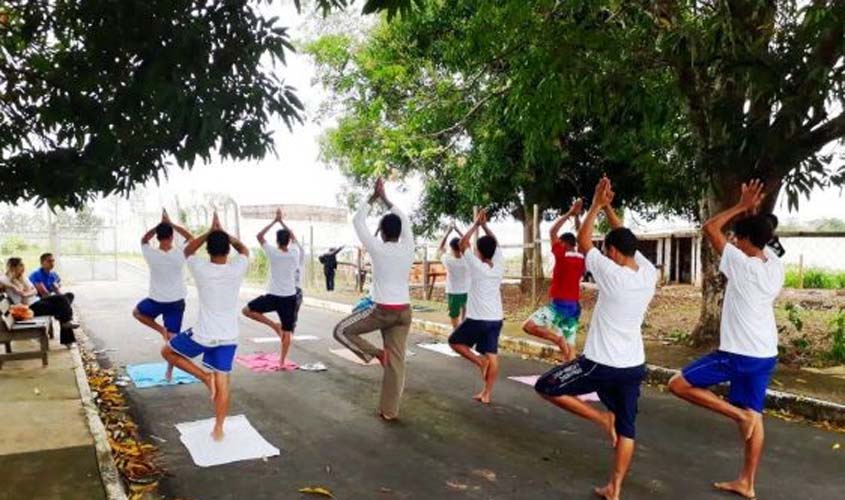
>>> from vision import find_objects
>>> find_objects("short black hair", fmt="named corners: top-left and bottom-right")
top-left (477, 235), bottom-right (497, 260)
top-left (734, 215), bottom-right (773, 250)
top-left (449, 237), bottom-right (461, 252)
top-left (559, 232), bottom-right (576, 247)
top-left (763, 213), bottom-right (779, 231)
top-left (604, 227), bottom-right (638, 257)
top-left (155, 222), bottom-right (174, 241)
top-left (39, 253), bottom-right (53, 263)
top-left (380, 213), bottom-right (402, 240)
top-left (276, 229), bottom-right (291, 247)
top-left (206, 230), bottom-right (231, 257)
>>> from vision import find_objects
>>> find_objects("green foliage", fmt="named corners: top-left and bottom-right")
top-left (828, 310), bottom-right (845, 363)
top-left (0, 236), bottom-right (29, 255)
top-left (784, 266), bottom-right (845, 289)
top-left (784, 302), bottom-right (804, 332)
top-left (248, 247), bottom-right (269, 283)
top-left (1, 0), bottom-right (305, 208)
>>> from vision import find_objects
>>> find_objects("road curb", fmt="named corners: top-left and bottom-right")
top-left (70, 332), bottom-right (129, 500)
top-left (303, 295), bottom-right (845, 426)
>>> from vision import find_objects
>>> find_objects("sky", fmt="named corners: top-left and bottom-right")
top-left (130, 2), bottom-right (845, 228)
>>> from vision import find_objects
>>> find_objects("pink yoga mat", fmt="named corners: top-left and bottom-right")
top-left (235, 353), bottom-right (299, 373)
top-left (507, 375), bottom-right (600, 402)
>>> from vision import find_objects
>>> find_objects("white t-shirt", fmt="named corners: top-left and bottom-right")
top-left (719, 243), bottom-right (784, 358)
top-left (353, 202), bottom-right (415, 305)
top-left (441, 253), bottom-right (470, 294)
top-left (187, 254), bottom-right (249, 346)
top-left (0, 275), bottom-right (39, 305)
top-left (584, 248), bottom-right (657, 368)
top-left (463, 248), bottom-right (506, 321)
top-left (264, 242), bottom-right (300, 297)
top-left (294, 241), bottom-right (306, 289)
top-left (142, 244), bottom-right (187, 303)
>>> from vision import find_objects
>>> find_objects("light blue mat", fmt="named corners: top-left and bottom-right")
top-left (126, 362), bottom-right (200, 389)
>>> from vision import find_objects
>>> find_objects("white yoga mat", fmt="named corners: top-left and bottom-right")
top-left (330, 348), bottom-right (380, 366)
top-left (250, 335), bottom-right (319, 344)
top-left (507, 375), bottom-right (600, 402)
top-left (176, 414), bottom-right (280, 467)
top-left (416, 342), bottom-right (461, 357)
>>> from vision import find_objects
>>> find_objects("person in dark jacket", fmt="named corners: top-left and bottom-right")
top-left (319, 246), bottom-right (343, 291)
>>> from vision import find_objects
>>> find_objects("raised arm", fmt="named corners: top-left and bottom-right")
top-left (549, 199), bottom-right (583, 242)
top-left (161, 209), bottom-right (193, 241)
top-left (278, 210), bottom-right (297, 243)
top-left (256, 209), bottom-right (280, 245)
top-left (141, 225), bottom-right (157, 246)
top-left (229, 233), bottom-right (250, 257)
top-left (702, 179), bottom-right (765, 255)
top-left (459, 210), bottom-right (486, 252)
top-left (578, 177), bottom-right (613, 253)
top-left (185, 211), bottom-right (220, 257)
top-left (437, 225), bottom-right (453, 257)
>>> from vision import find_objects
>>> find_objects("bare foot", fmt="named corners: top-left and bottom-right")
top-left (602, 412), bottom-right (618, 448)
top-left (202, 372), bottom-right (217, 401)
top-left (593, 483), bottom-right (619, 500)
top-left (164, 364), bottom-right (174, 383)
top-left (378, 412), bottom-right (398, 422)
top-left (472, 392), bottom-right (491, 404)
top-left (738, 411), bottom-right (759, 441)
top-left (714, 479), bottom-right (756, 499)
top-left (376, 349), bottom-right (390, 368)
top-left (211, 426), bottom-right (225, 442)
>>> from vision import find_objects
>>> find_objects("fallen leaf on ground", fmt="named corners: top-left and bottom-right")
top-left (446, 480), bottom-right (468, 491)
top-left (471, 469), bottom-right (497, 482)
top-left (833, 443), bottom-right (841, 450)
top-left (299, 486), bottom-right (334, 498)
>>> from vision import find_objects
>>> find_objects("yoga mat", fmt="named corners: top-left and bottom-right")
top-left (249, 335), bottom-right (319, 344)
top-left (176, 414), bottom-right (280, 467)
top-left (126, 362), bottom-right (200, 389)
top-left (329, 348), bottom-right (380, 366)
top-left (235, 353), bottom-right (298, 372)
top-left (507, 375), bottom-right (600, 401)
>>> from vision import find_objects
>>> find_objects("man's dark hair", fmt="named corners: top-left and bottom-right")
top-left (276, 229), bottom-right (291, 247)
top-left (206, 230), bottom-right (231, 257)
top-left (380, 213), bottom-right (402, 241)
top-left (734, 215), bottom-right (774, 250)
top-left (39, 253), bottom-right (53, 264)
top-left (155, 222), bottom-right (174, 241)
top-left (449, 237), bottom-right (461, 252)
top-left (559, 232), bottom-right (576, 248)
top-left (477, 235), bottom-right (497, 260)
top-left (763, 213), bottom-right (779, 231)
top-left (604, 227), bottom-right (638, 257)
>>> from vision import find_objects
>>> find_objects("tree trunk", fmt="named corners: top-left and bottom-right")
top-left (520, 205), bottom-right (532, 292)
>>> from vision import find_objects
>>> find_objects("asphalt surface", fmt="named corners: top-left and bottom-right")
top-left (73, 265), bottom-right (845, 500)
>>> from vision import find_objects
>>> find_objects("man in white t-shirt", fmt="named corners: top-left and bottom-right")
top-left (333, 178), bottom-right (415, 421)
top-left (133, 210), bottom-right (193, 380)
top-left (668, 179), bottom-right (783, 500)
top-left (242, 208), bottom-right (301, 368)
top-left (436, 222), bottom-right (470, 328)
top-left (448, 209), bottom-right (505, 404)
top-left (534, 176), bottom-right (657, 500)
top-left (161, 212), bottom-right (249, 441)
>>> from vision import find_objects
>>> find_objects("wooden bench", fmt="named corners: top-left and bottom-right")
top-left (0, 296), bottom-right (53, 369)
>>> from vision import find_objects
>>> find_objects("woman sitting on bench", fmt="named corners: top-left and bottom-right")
top-left (0, 258), bottom-right (78, 344)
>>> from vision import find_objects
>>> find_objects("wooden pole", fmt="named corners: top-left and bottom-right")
top-left (798, 254), bottom-right (804, 289)
top-left (531, 203), bottom-right (540, 306)
top-left (422, 244), bottom-right (430, 300)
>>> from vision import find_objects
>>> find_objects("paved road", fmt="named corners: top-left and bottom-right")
top-left (74, 270), bottom-right (844, 500)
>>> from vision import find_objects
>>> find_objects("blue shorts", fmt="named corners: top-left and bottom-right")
top-left (682, 351), bottom-right (777, 412)
top-left (448, 319), bottom-right (503, 355)
top-left (535, 356), bottom-right (646, 439)
top-left (136, 298), bottom-right (185, 335)
top-left (169, 330), bottom-right (237, 373)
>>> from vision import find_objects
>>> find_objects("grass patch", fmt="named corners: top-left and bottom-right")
top-left (784, 265), bottom-right (845, 289)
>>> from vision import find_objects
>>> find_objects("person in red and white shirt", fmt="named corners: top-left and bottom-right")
top-left (522, 199), bottom-right (585, 360)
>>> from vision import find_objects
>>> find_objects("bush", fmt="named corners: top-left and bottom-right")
top-left (248, 248), bottom-right (268, 283)
top-left (0, 236), bottom-right (29, 254)
top-left (783, 266), bottom-right (845, 290)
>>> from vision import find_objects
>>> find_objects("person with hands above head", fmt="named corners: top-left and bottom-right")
top-left (534, 176), bottom-right (657, 500)
top-left (437, 222), bottom-right (470, 328)
top-left (242, 208), bottom-right (302, 369)
top-left (133, 209), bottom-right (193, 381)
top-left (332, 177), bottom-right (415, 421)
top-left (448, 209), bottom-right (506, 405)
top-left (522, 199), bottom-right (585, 361)
top-left (668, 179), bottom-right (784, 500)
top-left (160, 212), bottom-right (249, 441)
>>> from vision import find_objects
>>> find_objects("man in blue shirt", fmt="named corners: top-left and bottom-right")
top-left (29, 253), bottom-right (73, 304)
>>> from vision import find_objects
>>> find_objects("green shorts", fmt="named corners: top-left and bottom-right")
top-left (447, 293), bottom-right (468, 318)
top-left (529, 301), bottom-right (581, 344)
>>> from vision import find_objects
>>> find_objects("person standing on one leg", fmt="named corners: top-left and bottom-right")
top-left (534, 176), bottom-right (657, 500)
top-left (667, 179), bottom-right (783, 500)
top-left (522, 199), bottom-right (584, 361)
top-left (332, 177), bottom-right (415, 421)
top-left (133, 210), bottom-right (193, 381)
top-left (448, 209), bottom-right (505, 404)
top-left (160, 212), bottom-right (249, 441)
top-left (437, 223), bottom-right (469, 328)
top-left (242, 208), bottom-right (301, 368)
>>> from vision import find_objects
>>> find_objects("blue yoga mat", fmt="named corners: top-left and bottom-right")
top-left (126, 362), bottom-right (200, 389)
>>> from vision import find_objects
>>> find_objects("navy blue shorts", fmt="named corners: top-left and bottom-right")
top-left (682, 351), bottom-right (777, 413)
top-left (535, 356), bottom-right (646, 439)
top-left (169, 330), bottom-right (237, 373)
top-left (136, 298), bottom-right (185, 335)
top-left (448, 319), bottom-right (503, 355)
top-left (247, 293), bottom-right (298, 331)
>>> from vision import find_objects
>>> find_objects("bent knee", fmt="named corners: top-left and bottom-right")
top-left (160, 345), bottom-right (173, 358)
top-left (521, 319), bottom-right (534, 334)
top-left (667, 374), bottom-right (689, 394)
